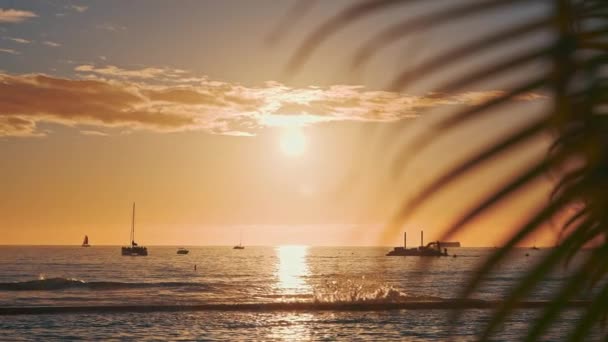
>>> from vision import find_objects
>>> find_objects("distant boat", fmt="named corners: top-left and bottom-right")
top-left (81, 235), bottom-right (90, 247)
top-left (177, 248), bottom-right (189, 255)
top-left (233, 230), bottom-right (245, 250)
top-left (121, 203), bottom-right (148, 256)
top-left (387, 231), bottom-right (449, 257)
top-left (531, 240), bottom-right (540, 250)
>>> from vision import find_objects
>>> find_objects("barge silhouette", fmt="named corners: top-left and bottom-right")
top-left (386, 231), bottom-right (450, 257)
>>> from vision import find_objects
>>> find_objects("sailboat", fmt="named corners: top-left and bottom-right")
top-left (233, 230), bottom-right (245, 250)
top-left (531, 239), bottom-right (540, 250)
top-left (81, 235), bottom-right (90, 247)
top-left (121, 203), bottom-right (148, 256)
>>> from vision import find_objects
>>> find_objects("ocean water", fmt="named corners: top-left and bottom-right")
top-left (0, 246), bottom-right (601, 340)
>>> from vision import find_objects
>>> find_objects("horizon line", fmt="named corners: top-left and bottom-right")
top-left (0, 244), bottom-right (548, 248)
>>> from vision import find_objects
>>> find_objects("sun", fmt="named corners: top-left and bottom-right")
top-left (279, 128), bottom-right (307, 157)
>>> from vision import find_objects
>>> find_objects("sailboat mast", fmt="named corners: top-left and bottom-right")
top-left (131, 202), bottom-right (135, 247)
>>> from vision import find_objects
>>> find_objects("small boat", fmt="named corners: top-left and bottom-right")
top-left (387, 231), bottom-right (449, 257)
top-left (531, 239), bottom-right (540, 250)
top-left (81, 235), bottom-right (90, 247)
top-left (233, 230), bottom-right (245, 250)
top-left (177, 248), bottom-right (189, 255)
top-left (121, 203), bottom-right (148, 256)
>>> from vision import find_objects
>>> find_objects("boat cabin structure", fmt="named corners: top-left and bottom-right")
top-left (386, 231), bottom-right (449, 257)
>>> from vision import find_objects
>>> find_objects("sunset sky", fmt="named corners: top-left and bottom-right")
top-left (0, 0), bottom-right (554, 246)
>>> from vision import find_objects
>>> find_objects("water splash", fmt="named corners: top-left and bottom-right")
top-left (312, 277), bottom-right (433, 303)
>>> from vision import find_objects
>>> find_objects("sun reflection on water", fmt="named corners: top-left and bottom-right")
top-left (265, 312), bottom-right (315, 341)
top-left (275, 245), bottom-right (310, 296)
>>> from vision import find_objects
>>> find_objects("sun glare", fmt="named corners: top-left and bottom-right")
top-left (276, 245), bottom-right (310, 294)
top-left (279, 128), bottom-right (307, 157)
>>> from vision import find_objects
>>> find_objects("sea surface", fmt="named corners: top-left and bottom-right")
top-left (0, 246), bottom-right (601, 341)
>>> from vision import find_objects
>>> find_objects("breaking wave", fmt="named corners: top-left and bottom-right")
top-left (312, 277), bottom-right (441, 303)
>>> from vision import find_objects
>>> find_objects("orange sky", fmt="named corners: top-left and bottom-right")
top-left (0, 1), bottom-right (556, 246)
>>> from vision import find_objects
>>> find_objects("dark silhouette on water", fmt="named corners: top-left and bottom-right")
top-left (531, 240), bottom-right (539, 250)
top-left (233, 230), bottom-right (245, 250)
top-left (81, 235), bottom-right (90, 247)
top-left (439, 242), bottom-right (461, 248)
top-left (121, 203), bottom-right (148, 256)
top-left (386, 231), bottom-right (449, 257)
top-left (177, 248), bottom-right (189, 255)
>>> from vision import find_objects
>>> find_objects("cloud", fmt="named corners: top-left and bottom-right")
top-left (75, 64), bottom-right (185, 79)
top-left (80, 130), bottom-right (107, 136)
top-left (0, 68), bottom-right (543, 137)
top-left (0, 116), bottom-right (39, 137)
top-left (0, 9), bottom-right (37, 23)
top-left (5, 37), bottom-right (31, 44)
top-left (0, 48), bottom-right (20, 55)
top-left (95, 23), bottom-right (126, 32)
top-left (70, 5), bottom-right (88, 13)
top-left (43, 41), bottom-right (61, 47)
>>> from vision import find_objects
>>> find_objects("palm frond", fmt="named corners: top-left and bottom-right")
top-left (359, 18), bottom-right (550, 86)
top-left (392, 115), bottom-right (549, 222)
top-left (284, 0), bottom-right (608, 339)
top-left (391, 77), bottom-right (549, 171)
top-left (567, 247), bottom-right (608, 341)
top-left (351, 0), bottom-right (531, 70)
top-left (523, 222), bottom-right (601, 341)
top-left (480, 220), bottom-right (600, 340)
top-left (287, 0), bottom-right (414, 71)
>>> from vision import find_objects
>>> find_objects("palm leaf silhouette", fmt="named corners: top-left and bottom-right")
top-left (282, 0), bottom-right (608, 340)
